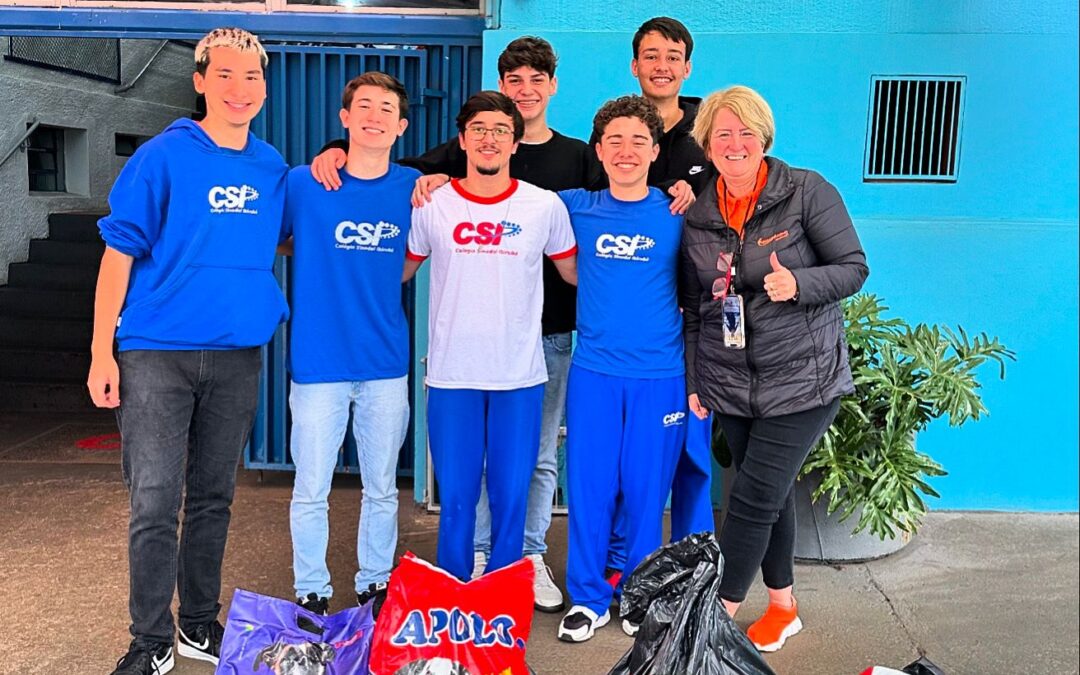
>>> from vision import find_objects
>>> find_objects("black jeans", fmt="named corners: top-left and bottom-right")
top-left (715, 398), bottom-right (839, 603)
top-left (117, 348), bottom-right (261, 647)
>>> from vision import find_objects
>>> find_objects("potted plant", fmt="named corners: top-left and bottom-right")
top-left (790, 293), bottom-right (1015, 561)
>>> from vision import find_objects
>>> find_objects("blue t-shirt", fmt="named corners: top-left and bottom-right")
top-left (284, 163), bottom-right (420, 383)
top-left (99, 118), bottom-right (289, 351)
top-left (559, 188), bottom-right (684, 378)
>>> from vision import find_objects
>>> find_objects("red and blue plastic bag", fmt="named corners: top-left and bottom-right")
top-left (215, 588), bottom-right (374, 674)
top-left (369, 553), bottom-right (535, 675)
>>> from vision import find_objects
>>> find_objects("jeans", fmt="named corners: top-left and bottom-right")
top-left (289, 377), bottom-right (409, 597)
top-left (715, 398), bottom-right (840, 602)
top-left (474, 332), bottom-right (571, 557)
top-left (117, 348), bottom-right (261, 647)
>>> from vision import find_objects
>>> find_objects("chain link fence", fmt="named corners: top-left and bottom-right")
top-left (6, 36), bottom-right (121, 84)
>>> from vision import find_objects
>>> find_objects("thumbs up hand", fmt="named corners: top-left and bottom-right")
top-left (764, 251), bottom-right (798, 302)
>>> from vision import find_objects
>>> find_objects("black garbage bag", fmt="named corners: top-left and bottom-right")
top-left (902, 657), bottom-right (946, 675)
top-left (608, 533), bottom-right (775, 675)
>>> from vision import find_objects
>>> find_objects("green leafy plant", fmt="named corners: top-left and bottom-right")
top-left (801, 293), bottom-right (1015, 540)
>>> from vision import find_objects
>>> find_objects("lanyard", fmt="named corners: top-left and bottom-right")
top-left (718, 181), bottom-right (757, 298)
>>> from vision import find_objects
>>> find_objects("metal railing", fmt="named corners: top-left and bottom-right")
top-left (115, 39), bottom-right (169, 94)
top-left (0, 118), bottom-right (39, 172)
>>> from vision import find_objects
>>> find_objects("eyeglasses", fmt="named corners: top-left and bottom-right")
top-left (465, 126), bottom-right (514, 141)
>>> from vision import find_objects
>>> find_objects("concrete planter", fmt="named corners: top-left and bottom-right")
top-left (793, 468), bottom-right (912, 563)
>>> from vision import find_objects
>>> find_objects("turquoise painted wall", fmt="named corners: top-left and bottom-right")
top-left (483, 3), bottom-right (1080, 510)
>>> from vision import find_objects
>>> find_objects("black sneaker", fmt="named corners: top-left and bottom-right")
top-left (177, 620), bottom-right (224, 665)
top-left (110, 640), bottom-right (174, 675)
top-left (298, 592), bottom-right (330, 616)
top-left (357, 581), bottom-right (388, 618)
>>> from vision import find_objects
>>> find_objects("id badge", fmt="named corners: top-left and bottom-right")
top-left (722, 294), bottom-right (746, 349)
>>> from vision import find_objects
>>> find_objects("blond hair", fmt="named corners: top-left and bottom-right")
top-left (692, 85), bottom-right (775, 156)
top-left (195, 28), bottom-right (268, 75)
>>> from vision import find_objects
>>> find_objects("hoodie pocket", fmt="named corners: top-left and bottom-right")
top-left (118, 266), bottom-right (287, 348)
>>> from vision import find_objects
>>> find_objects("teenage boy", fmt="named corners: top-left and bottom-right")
top-left (87, 28), bottom-right (288, 675)
top-left (557, 96), bottom-right (687, 643)
top-left (603, 17), bottom-right (715, 586)
top-left (633, 13), bottom-right (715, 548)
top-left (283, 72), bottom-right (418, 619)
top-left (614, 16), bottom-right (710, 195)
top-left (402, 91), bottom-right (578, 584)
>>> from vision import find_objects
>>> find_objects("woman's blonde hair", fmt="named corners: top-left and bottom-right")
top-left (692, 85), bottom-right (775, 156)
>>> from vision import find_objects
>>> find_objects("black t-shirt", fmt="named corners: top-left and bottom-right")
top-left (399, 130), bottom-right (602, 335)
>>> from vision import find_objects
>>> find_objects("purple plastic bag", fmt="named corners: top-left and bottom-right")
top-left (215, 588), bottom-right (374, 675)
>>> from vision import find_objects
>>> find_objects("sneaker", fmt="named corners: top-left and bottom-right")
top-left (526, 554), bottom-right (565, 613)
top-left (298, 592), bottom-right (329, 616)
top-left (110, 641), bottom-right (174, 675)
top-left (621, 618), bottom-right (639, 637)
top-left (557, 605), bottom-right (610, 643)
top-left (357, 581), bottom-right (389, 618)
top-left (747, 599), bottom-right (803, 652)
top-left (177, 620), bottom-right (224, 665)
top-left (471, 551), bottom-right (488, 580)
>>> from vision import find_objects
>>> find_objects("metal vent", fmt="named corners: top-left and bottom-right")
top-left (864, 76), bottom-right (965, 182)
top-left (6, 36), bottom-right (121, 84)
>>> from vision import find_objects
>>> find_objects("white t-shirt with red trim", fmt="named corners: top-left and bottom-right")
top-left (407, 178), bottom-right (577, 390)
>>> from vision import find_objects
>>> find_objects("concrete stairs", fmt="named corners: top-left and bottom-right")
top-left (0, 213), bottom-right (103, 412)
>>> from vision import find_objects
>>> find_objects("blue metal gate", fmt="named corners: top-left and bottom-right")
top-left (245, 40), bottom-right (483, 476)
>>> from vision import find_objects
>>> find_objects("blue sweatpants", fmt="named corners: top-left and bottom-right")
top-left (427, 385), bottom-right (544, 582)
top-left (671, 412), bottom-right (716, 541)
top-left (566, 365), bottom-right (686, 615)
top-left (606, 412), bottom-right (715, 571)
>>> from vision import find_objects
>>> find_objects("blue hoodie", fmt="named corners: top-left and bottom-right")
top-left (99, 118), bottom-right (289, 351)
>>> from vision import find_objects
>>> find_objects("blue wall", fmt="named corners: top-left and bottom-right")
top-left (486, 2), bottom-right (1080, 510)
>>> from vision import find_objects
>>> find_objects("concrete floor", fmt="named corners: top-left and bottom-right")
top-left (0, 412), bottom-right (1077, 675)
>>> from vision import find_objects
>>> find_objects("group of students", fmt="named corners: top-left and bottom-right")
top-left (89, 15), bottom-right (868, 675)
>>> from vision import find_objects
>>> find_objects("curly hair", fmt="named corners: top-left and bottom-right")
top-left (592, 95), bottom-right (664, 145)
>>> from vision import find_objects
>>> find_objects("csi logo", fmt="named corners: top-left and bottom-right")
top-left (595, 234), bottom-right (655, 258)
top-left (335, 220), bottom-right (401, 247)
top-left (207, 185), bottom-right (259, 210)
top-left (452, 221), bottom-right (522, 246)
top-left (662, 411), bottom-right (686, 427)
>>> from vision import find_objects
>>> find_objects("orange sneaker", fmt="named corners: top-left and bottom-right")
top-left (747, 599), bottom-right (803, 652)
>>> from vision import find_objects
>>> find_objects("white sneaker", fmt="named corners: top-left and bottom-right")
top-left (526, 554), bottom-right (565, 612)
top-left (471, 551), bottom-right (487, 580)
top-left (557, 605), bottom-right (610, 643)
top-left (621, 618), bottom-right (640, 637)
